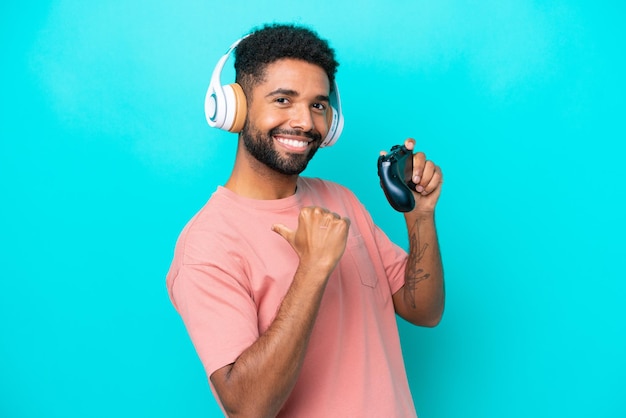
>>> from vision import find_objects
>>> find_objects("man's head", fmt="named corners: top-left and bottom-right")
top-left (234, 24), bottom-right (339, 176)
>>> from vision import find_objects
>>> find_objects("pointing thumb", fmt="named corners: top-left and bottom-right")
top-left (271, 223), bottom-right (294, 243)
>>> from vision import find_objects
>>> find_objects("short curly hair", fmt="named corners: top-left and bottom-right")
top-left (234, 23), bottom-right (339, 95)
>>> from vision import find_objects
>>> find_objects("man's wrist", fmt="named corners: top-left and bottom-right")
top-left (406, 209), bottom-right (435, 222)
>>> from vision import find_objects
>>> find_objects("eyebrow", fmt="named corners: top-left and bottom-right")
top-left (266, 88), bottom-right (329, 103)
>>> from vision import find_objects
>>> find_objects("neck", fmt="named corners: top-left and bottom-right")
top-left (225, 141), bottom-right (299, 200)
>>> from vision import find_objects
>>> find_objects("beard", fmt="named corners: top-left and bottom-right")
top-left (241, 122), bottom-right (322, 176)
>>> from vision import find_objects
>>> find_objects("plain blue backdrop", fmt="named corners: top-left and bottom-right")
top-left (2, 1), bottom-right (624, 417)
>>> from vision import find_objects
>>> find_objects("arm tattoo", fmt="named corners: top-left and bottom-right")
top-left (404, 219), bottom-right (430, 309)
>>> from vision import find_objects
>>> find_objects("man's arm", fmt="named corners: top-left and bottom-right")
top-left (391, 139), bottom-right (445, 327)
top-left (211, 207), bottom-right (350, 418)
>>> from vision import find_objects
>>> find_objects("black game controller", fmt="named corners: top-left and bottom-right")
top-left (377, 145), bottom-right (416, 212)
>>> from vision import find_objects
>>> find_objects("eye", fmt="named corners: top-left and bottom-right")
top-left (275, 97), bottom-right (290, 105)
top-left (312, 102), bottom-right (327, 112)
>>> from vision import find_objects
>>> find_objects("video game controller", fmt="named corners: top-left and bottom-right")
top-left (377, 145), bottom-right (416, 212)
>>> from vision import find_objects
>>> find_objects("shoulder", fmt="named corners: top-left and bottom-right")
top-left (173, 191), bottom-right (245, 265)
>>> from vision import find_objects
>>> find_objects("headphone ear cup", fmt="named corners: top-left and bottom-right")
top-left (205, 83), bottom-right (225, 129)
top-left (222, 83), bottom-right (247, 133)
top-left (321, 104), bottom-right (344, 147)
top-left (205, 36), bottom-right (248, 133)
top-left (320, 82), bottom-right (344, 147)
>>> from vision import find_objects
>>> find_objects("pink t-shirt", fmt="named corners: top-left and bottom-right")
top-left (167, 177), bottom-right (417, 417)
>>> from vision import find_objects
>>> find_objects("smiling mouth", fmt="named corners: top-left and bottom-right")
top-left (274, 136), bottom-right (310, 151)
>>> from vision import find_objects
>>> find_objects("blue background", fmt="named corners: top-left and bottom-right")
top-left (2, 1), bottom-right (624, 417)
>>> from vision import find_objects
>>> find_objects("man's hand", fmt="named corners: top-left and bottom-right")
top-left (404, 138), bottom-right (443, 214)
top-left (272, 206), bottom-right (351, 273)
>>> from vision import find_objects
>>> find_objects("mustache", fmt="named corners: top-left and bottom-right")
top-left (269, 128), bottom-right (322, 142)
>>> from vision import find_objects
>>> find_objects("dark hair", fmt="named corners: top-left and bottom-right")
top-left (234, 23), bottom-right (339, 94)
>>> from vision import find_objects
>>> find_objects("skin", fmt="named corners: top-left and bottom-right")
top-left (389, 138), bottom-right (445, 327)
top-left (211, 58), bottom-right (444, 417)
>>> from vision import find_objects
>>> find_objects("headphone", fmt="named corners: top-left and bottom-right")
top-left (204, 36), bottom-right (344, 147)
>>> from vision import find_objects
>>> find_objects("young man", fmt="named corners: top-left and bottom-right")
top-left (167, 24), bottom-right (444, 417)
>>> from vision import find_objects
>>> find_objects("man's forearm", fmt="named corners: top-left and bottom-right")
top-left (396, 213), bottom-right (445, 326)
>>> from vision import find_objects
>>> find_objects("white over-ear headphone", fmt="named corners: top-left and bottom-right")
top-left (204, 36), bottom-right (344, 147)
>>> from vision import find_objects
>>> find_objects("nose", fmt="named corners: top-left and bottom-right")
top-left (289, 104), bottom-right (314, 132)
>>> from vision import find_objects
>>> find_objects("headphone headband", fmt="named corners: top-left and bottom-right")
top-left (205, 36), bottom-right (343, 147)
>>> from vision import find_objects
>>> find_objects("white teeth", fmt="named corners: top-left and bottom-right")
top-left (276, 137), bottom-right (308, 148)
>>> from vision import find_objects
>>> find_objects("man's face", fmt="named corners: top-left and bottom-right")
top-left (241, 59), bottom-right (331, 175)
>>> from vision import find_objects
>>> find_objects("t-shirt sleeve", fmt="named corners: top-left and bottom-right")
top-left (170, 261), bottom-right (259, 378)
top-left (372, 223), bottom-right (408, 294)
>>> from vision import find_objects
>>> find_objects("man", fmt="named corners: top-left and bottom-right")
top-left (167, 23), bottom-right (444, 417)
